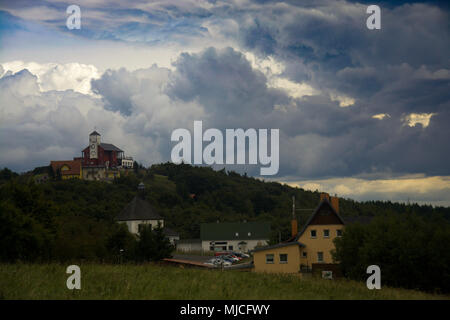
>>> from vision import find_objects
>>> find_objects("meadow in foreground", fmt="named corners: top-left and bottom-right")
top-left (0, 263), bottom-right (447, 300)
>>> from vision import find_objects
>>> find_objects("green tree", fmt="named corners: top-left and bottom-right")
top-left (333, 213), bottom-right (450, 293)
top-left (106, 224), bottom-right (137, 263)
top-left (136, 223), bottom-right (173, 262)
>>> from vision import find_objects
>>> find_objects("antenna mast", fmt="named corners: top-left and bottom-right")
top-left (292, 196), bottom-right (295, 219)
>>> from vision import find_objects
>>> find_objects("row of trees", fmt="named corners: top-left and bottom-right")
top-left (333, 213), bottom-right (450, 293)
top-left (0, 170), bottom-right (173, 263)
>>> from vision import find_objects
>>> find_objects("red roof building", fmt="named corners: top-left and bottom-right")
top-left (81, 131), bottom-right (124, 168)
top-left (50, 159), bottom-right (82, 179)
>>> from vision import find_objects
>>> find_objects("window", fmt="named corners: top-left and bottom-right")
top-left (248, 232), bottom-right (251, 236)
top-left (310, 230), bottom-right (317, 238)
top-left (210, 246), bottom-right (214, 251)
top-left (302, 252), bottom-right (307, 258)
top-left (317, 252), bottom-right (324, 263)
top-left (279, 254), bottom-right (288, 264)
top-left (323, 229), bottom-right (330, 238)
top-left (336, 229), bottom-right (343, 237)
top-left (228, 245), bottom-right (233, 250)
top-left (266, 254), bottom-right (274, 264)
top-left (235, 232), bottom-right (239, 237)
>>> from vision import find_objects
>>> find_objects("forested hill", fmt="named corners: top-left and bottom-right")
top-left (1, 163), bottom-right (449, 244)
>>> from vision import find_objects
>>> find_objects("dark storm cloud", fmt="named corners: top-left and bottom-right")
top-left (1, 0), bottom-right (449, 181)
top-left (163, 45), bottom-right (450, 179)
top-left (167, 47), bottom-right (289, 128)
top-left (91, 68), bottom-right (140, 116)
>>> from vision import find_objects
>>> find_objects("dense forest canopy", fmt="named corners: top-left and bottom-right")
top-left (0, 163), bottom-right (449, 263)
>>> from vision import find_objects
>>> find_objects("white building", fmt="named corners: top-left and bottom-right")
top-left (116, 183), bottom-right (179, 244)
top-left (199, 221), bottom-right (270, 253)
top-left (121, 157), bottom-right (134, 169)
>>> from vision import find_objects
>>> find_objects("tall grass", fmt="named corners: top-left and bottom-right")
top-left (0, 263), bottom-right (448, 300)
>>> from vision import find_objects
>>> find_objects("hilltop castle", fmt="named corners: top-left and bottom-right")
top-left (50, 131), bottom-right (134, 181)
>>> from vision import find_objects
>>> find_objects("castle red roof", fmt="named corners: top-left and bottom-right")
top-left (50, 159), bottom-right (82, 176)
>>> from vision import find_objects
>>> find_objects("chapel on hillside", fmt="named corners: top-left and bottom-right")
top-left (116, 183), bottom-right (180, 244)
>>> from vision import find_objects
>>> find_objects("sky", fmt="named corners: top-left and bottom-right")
top-left (0, 0), bottom-right (449, 206)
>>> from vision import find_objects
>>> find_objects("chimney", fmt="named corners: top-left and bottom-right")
top-left (291, 196), bottom-right (298, 238)
top-left (320, 192), bottom-right (330, 202)
top-left (331, 195), bottom-right (339, 214)
top-left (291, 219), bottom-right (298, 238)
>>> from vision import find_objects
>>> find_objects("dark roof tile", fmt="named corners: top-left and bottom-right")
top-left (100, 143), bottom-right (123, 152)
top-left (116, 196), bottom-right (162, 221)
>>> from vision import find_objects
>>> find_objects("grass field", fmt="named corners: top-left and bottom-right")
top-left (0, 263), bottom-right (448, 300)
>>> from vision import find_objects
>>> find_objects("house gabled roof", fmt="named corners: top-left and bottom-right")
top-left (200, 222), bottom-right (270, 241)
top-left (90, 131), bottom-right (101, 136)
top-left (294, 199), bottom-right (345, 241)
top-left (116, 196), bottom-right (163, 221)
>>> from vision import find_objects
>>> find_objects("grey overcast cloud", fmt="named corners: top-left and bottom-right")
top-left (0, 0), bottom-right (449, 205)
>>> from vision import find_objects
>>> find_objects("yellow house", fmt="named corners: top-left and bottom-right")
top-left (253, 193), bottom-right (345, 275)
top-left (50, 160), bottom-right (82, 179)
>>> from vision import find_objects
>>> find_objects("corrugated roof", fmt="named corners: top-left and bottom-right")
top-left (116, 196), bottom-right (162, 221)
top-left (200, 222), bottom-right (271, 241)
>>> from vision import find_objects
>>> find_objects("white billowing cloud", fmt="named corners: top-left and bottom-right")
top-left (0, 68), bottom-right (124, 170)
top-left (403, 113), bottom-right (436, 128)
top-left (0, 60), bottom-right (207, 172)
top-left (372, 113), bottom-right (391, 120)
top-left (243, 52), bottom-right (319, 99)
top-left (269, 77), bottom-right (319, 99)
top-left (244, 52), bottom-right (285, 77)
top-left (330, 93), bottom-right (355, 107)
top-left (0, 61), bottom-right (100, 95)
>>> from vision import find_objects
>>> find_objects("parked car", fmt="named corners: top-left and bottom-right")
top-left (217, 255), bottom-right (235, 264)
top-left (223, 255), bottom-right (239, 262)
top-left (214, 251), bottom-right (231, 257)
top-left (229, 254), bottom-right (242, 261)
top-left (232, 252), bottom-right (250, 259)
top-left (204, 258), bottom-right (232, 267)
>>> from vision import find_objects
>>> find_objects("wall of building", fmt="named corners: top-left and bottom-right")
top-left (176, 241), bottom-right (203, 252)
top-left (297, 224), bottom-right (344, 266)
top-left (201, 239), bottom-right (268, 253)
top-left (119, 219), bottom-right (164, 235)
top-left (121, 159), bottom-right (134, 168)
top-left (253, 244), bottom-right (301, 273)
top-left (82, 167), bottom-right (106, 180)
